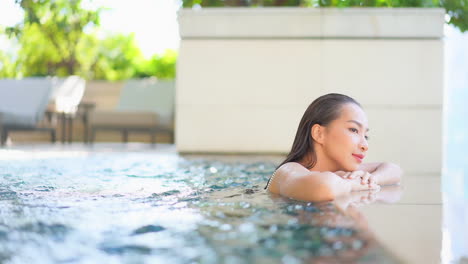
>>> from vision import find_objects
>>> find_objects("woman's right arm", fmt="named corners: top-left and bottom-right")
top-left (268, 162), bottom-right (375, 202)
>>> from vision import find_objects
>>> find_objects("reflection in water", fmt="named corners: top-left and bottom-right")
top-left (0, 151), bottom-right (403, 263)
top-left (200, 185), bottom-right (403, 263)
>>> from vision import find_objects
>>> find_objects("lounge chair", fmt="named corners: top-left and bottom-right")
top-left (88, 78), bottom-right (174, 144)
top-left (0, 78), bottom-right (56, 146)
top-left (48, 76), bottom-right (86, 143)
top-left (50, 76), bottom-right (86, 114)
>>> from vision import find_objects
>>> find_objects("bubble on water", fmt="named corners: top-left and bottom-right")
top-left (220, 224), bottom-right (232, 231)
top-left (281, 254), bottom-right (301, 264)
top-left (238, 223), bottom-right (255, 233)
top-left (317, 246), bottom-right (334, 257)
top-left (269, 225), bottom-right (278, 233)
top-left (287, 219), bottom-right (299, 226)
top-left (352, 239), bottom-right (364, 250)
top-left (239, 202), bottom-right (251, 209)
top-left (332, 241), bottom-right (344, 250)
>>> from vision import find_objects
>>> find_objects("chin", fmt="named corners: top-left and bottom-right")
top-left (342, 163), bottom-right (359, 172)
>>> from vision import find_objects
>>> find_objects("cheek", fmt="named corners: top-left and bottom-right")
top-left (332, 131), bottom-right (355, 146)
top-left (326, 133), bottom-right (352, 157)
top-left (334, 134), bottom-right (357, 160)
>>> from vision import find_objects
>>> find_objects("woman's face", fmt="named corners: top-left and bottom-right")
top-left (321, 103), bottom-right (369, 171)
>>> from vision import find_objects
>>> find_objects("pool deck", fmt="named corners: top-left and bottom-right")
top-left (0, 143), bottom-right (444, 263)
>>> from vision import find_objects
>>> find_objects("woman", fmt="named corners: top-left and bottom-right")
top-left (265, 93), bottom-right (402, 202)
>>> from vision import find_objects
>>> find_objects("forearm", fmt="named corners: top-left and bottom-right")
top-left (279, 172), bottom-right (352, 202)
top-left (324, 173), bottom-right (354, 199)
top-left (372, 163), bottom-right (402, 186)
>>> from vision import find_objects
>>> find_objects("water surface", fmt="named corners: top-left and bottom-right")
top-left (0, 147), bottom-right (400, 263)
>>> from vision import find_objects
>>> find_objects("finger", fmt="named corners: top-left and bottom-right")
top-left (368, 175), bottom-right (376, 184)
top-left (370, 183), bottom-right (381, 191)
top-left (371, 177), bottom-right (380, 188)
top-left (350, 170), bottom-right (365, 179)
top-left (361, 172), bottom-right (370, 184)
top-left (368, 175), bottom-right (375, 187)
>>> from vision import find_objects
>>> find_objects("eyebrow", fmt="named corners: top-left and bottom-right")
top-left (347, 120), bottom-right (369, 132)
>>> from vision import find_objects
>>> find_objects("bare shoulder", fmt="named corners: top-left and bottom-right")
top-left (268, 162), bottom-right (304, 194)
top-left (268, 162), bottom-right (345, 202)
top-left (268, 162), bottom-right (331, 194)
top-left (276, 162), bottom-right (311, 176)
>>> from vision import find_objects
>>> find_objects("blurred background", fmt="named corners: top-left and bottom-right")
top-left (0, 0), bottom-right (179, 145)
top-left (0, 0), bottom-right (466, 147)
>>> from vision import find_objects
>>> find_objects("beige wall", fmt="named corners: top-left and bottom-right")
top-left (176, 8), bottom-right (445, 174)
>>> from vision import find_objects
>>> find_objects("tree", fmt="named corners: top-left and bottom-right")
top-left (1, 0), bottom-right (178, 80)
top-left (136, 50), bottom-right (177, 80)
top-left (0, 50), bottom-right (18, 78)
top-left (442, 0), bottom-right (468, 32)
top-left (5, 0), bottom-right (101, 76)
top-left (79, 33), bottom-right (145, 81)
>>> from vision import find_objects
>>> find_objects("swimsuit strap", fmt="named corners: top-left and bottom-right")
top-left (264, 169), bottom-right (278, 190)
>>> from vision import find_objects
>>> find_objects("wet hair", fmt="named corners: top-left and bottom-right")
top-left (264, 93), bottom-right (361, 189)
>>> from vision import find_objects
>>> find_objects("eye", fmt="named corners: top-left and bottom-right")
top-left (365, 135), bottom-right (370, 141)
top-left (349, 128), bottom-right (359, 133)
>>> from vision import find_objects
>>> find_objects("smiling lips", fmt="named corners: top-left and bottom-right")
top-left (352, 154), bottom-right (365, 163)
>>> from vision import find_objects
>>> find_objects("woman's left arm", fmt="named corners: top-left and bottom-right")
top-left (358, 162), bottom-right (402, 186)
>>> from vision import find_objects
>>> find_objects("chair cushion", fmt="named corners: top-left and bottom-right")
top-left (0, 78), bottom-right (53, 127)
top-left (117, 79), bottom-right (174, 127)
top-left (89, 111), bottom-right (159, 129)
top-left (0, 112), bottom-right (38, 127)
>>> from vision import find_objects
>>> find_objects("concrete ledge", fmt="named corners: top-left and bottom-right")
top-left (179, 7), bottom-right (445, 39)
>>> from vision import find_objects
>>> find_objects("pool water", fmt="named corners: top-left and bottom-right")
top-left (0, 147), bottom-right (400, 264)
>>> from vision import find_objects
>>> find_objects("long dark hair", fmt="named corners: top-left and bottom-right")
top-left (265, 93), bottom-right (360, 189)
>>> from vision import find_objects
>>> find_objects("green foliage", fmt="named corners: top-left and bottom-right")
top-left (15, 23), bottom-right (62, 77)
top-left (181, 0), bottom-right (468, 32)
top-left (182, 0), bottom-right (301, 6)
top-left (310, 0), bottom-right (438, 7)
top-left (0, 0), bottom-right (178, 80)
top-left (136, 50), bottom-right (177, 80)
top-left (0, 50), bottom-right (18, 78)
top-left (442, 0), bottom-right (468, 32)
top-left (6, 0), bottom-right (101, 76)
top-left (79, 33), bottom-right (145, 81)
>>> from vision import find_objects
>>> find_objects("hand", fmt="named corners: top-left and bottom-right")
top-left (334, 189), bottom-right (379, 211)
top-left (335, 170), bottom-right (378, 189)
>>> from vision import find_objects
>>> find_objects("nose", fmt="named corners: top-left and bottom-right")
top-left (359, 137), bottom-right (369, 152)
